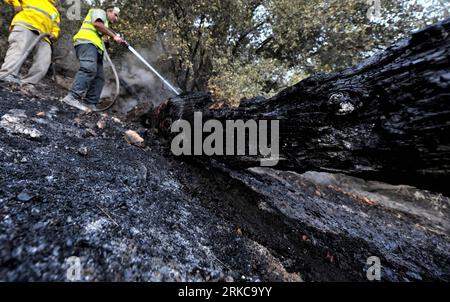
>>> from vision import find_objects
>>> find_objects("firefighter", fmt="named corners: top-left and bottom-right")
top-left (0, 0), bottom-right (60, 89)
top-left (61, 6), bottom-right (126, 111)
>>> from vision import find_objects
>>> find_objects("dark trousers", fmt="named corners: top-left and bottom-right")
top-left (70, 43), bottom-right (104, 105)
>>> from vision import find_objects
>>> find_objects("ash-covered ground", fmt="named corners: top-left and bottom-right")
top-left (0, 83), bottom-right (449, 281)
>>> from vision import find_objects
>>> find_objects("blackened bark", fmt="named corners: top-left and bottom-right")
top-left (149, 18), bottom-right (450, 194)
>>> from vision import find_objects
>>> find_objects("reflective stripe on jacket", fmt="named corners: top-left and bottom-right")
top-left (4, 0), bottom-right (60, 43)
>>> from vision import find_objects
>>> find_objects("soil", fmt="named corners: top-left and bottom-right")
top-left (1, 83), bottom-right (449, 281)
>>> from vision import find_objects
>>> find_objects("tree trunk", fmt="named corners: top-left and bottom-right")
top-left (148, 18), bottom-right (450, 194)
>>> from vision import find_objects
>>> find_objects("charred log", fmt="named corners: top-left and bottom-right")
top-left (149, 18), bottom-right (450, 194)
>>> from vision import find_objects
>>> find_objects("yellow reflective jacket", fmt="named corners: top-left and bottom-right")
top-left (4, 0), bottom-right (60, 43)
top-left (73, 9), bottom-right (110, 52)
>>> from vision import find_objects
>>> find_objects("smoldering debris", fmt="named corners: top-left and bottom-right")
top-left (101, 48), bottom-right (179, 114)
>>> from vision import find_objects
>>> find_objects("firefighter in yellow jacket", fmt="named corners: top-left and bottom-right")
top-left (0, 0), bottom-right (60, 87)
top-left (62, 6), bottom-right (126, 111)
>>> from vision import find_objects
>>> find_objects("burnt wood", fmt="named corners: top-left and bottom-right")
top-left (149, 18), bottom-right (450, 194)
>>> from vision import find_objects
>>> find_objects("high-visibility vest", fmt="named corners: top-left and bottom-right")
top-left (4, 0), bottom-right (60, 43)
top-left (73, 9), bottom-right (110, 52)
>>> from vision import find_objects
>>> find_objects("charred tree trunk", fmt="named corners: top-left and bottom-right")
top-left (149, 18), bottom-right (450, 194)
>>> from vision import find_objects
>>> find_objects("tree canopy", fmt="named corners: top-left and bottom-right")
top-left (112, 0), bottom-right (449, 104)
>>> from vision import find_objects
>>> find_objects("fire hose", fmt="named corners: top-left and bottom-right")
top-left (93, 40), bottom-right (181, 112)
top-left (95, 39), bottom-right (181, 112)
top-left (91, 41), bottom-right (120, 112)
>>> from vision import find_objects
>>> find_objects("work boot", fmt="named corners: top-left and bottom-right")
top-left (61, 94), bottom-right (90, 112)
top-left (20, 83), bottom-right (38, 96)
top-left (0, 74), bottom-right (21, 85)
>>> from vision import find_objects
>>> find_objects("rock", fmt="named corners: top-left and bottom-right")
top-left (32, 221), bottom-right (48, 230)
top-left (406, 271), bottom-right (423, 281)
top-left (112, 117), bottom-right (122, 124)
top-left (78, 146), bottom-right (88, 156)
top-left (17, 191), bottom-right (34, 202)
top-left (124, 130), bottom-right (144, 147)
top-left (83, 128), bottom-right (97, 138)
top-left (31, 207), bottom-right (40, 215)
top-left (224, 276), bottom-right (234, 282)
top-left (97, 119), bottom-right (106, 129)
top-left (0, 110), bottom-right (42, 139)
top-left (66, 239), bottom-right (73, 247)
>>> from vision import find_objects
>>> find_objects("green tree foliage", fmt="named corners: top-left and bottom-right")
top-left (114, 1), bottom-right (269, 92)
top-left (264, 0), bottom-right (450, 73)
top-left (112, 0), bottom-right (449, 103)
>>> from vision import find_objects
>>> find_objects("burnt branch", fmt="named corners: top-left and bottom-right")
top-left (149, 18), bottom-right (450, 194)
